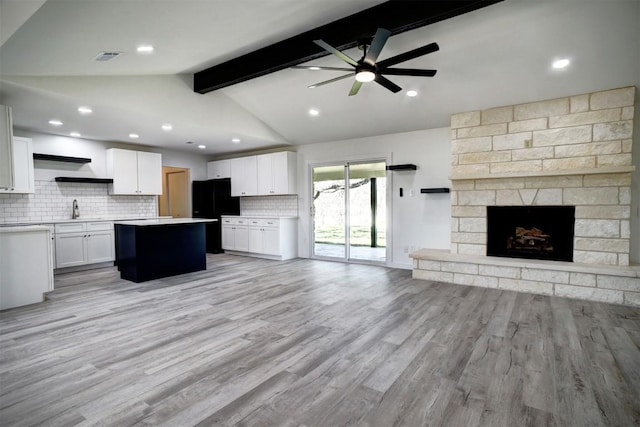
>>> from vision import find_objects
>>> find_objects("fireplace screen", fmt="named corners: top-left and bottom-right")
top-left (486, 206), bottom-right (575, 262)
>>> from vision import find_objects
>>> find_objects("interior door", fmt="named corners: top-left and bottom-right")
top-left (167, 171), bottom-right (188, 218)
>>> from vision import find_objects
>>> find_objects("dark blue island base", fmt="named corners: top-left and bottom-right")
top-left (115, 222), bottom-right (206, 283)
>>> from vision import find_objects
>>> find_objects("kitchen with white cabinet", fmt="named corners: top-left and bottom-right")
top-left (0, 125), bottom-right (300, 309)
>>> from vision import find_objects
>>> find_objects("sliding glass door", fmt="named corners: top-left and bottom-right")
top-left (311, 161), bottom-right (386, 263)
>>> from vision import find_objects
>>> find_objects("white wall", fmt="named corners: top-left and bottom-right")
top-left (14, 129), bottom-right (208, 182)
top-left (296, 127), bottom-right (451, 269)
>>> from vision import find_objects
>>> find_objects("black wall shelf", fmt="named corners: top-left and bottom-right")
top-left (54, 177), bottom-right (113, 184)
top-left (34, 153), bottom-right (92, 164)
top-left (386, 164), bottom-right (417, 171)
top-left (421, 188), bottom-right (450, 194)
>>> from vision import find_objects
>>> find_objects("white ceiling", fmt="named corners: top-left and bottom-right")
top-left (1, 0), bottom-right (638, 156)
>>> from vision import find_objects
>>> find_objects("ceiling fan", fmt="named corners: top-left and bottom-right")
top-left (292, 28), bottom-right (439, 96)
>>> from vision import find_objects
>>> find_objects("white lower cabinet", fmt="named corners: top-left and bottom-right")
top-left (54, 222), bottom-right (114, 268)
top-left (222, 216), bottom-right (296, 260)
top-left (0, 225), bottom-right (54, 310)
top-left (222, 218), bottom-right (249, 252)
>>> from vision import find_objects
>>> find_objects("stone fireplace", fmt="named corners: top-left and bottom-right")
top-left (411, 86), bottom-right (640, 307)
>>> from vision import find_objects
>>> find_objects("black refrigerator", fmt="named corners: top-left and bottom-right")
top-left (192, 178), bottom-right (240, 253)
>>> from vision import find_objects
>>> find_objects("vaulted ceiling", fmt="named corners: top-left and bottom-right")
top-left (0, 0), bottom-right (638, 156)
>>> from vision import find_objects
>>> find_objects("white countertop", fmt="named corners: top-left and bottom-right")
top-left (114, 218), bottom-right (218, 226)
top-left (0, 225), bottom-right (53, 233)
top-left (220, 215), bottom-right (298, 219)
top-left (1, 216), bottom-right (173, 226)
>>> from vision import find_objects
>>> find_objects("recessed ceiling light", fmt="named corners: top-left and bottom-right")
top-left (70, 132), bottom-right (81, 137)
top-left (77, 106), bottom-right (92, 114)
top-left (309, 66), bottom-right (321, 71)
top-left (161, 123), bottom-right (173, 131)
top-left (129, 133), bottom-right (139, 139)
top-left (48, 120), bottom-right (63, 126)
top-left (406, 90), bottom-right (418, 97)
top-left (198, 144), bottom-right (206, 149)
top-left (231, 138), bottom-right (241, 143)
top-left (137, 45), bottom-right (154, 53)
top-left (309, 108), bottom-right (320, 116)
top-left (552, 58), bottom-right (570, 69)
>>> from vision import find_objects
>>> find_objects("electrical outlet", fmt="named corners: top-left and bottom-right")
top-left (524, 139), bottom-right (532, 148)
top-left (403, 246), bottom-right (409, 253)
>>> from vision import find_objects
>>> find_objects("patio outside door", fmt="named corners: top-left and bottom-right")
top-left (311, 161), bottom-right (386, 263)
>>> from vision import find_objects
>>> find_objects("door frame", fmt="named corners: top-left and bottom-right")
top-left (308, 156), bottom-right (392, 266)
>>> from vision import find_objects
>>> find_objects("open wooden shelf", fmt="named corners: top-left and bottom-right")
top-left (33, 153), bottom-right (91, 164)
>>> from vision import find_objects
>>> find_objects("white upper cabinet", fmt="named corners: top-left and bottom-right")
top-left (230, 156), bottom-right (258, 196)
top-left (106, 148), bottom-right (162, 195)
top-left (207, 159), bottom-right (231, 179)
top-left (0, 105), bottom-right (15, 190)
top-left (257, 151), bottom-right (296, 195)
top-left (136, 151), bottom-right (163, 194)
top-left (0, 137), bottom-right (34, 194)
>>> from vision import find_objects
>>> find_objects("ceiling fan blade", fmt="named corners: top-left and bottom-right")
top-left (376, 42), bottom-right (439, 68)
top-left (292, 65), bottom-right (354, 72)
top-left (363, 28), bottom-right (391, 66)
top-left (308, 73), bottom-right (355, 89)
top-left (348, 81), bottom-right (363, 96)
top-left (379, 68), bottom-right (437, 77)
top-left (313, 39), bottom-right (358, 66)
top-left (374, 74), bottom-right (402, 93)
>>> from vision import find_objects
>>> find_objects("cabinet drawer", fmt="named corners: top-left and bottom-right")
top-left (262, 219), bottom-right (279, 227)
top-left (55, 223), bottom-right (85, 233)
top-left (221, 217), bottom-right (247, 225)
top-left (248, 218), bottom-right (279, 227)
top-left (87, 222), bottom-right (113, 231)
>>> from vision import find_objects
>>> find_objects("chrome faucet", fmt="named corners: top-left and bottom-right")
top-left (72, 199), bottom-right (80, 219)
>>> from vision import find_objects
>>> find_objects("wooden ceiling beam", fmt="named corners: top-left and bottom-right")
top-left (193, 0), bottom-right (502, 94)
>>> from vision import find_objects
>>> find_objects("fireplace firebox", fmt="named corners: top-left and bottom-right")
top-left (487, 206), bottom-right (575, 262)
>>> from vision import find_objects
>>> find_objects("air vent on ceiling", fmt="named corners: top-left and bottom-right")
top-left (94, 51), bottom-right (121, 61)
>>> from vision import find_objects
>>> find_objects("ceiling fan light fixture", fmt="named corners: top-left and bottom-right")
top-left (355, 70), bottom-right (375, 82)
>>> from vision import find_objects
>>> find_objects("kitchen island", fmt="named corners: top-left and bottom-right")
top-left (114, 218), bottom-right (217, 283)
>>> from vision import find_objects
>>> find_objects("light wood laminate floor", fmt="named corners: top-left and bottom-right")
top-left (1, 254), bottom-right (639, 426)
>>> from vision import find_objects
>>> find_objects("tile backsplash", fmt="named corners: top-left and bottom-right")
top-left (240, 195), bottom-right (298, 217)
top-left (0, 180), bottom-right (157, 224)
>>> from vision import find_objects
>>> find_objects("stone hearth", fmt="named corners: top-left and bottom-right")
top-left (411, 86), bottom-right (640, 306)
